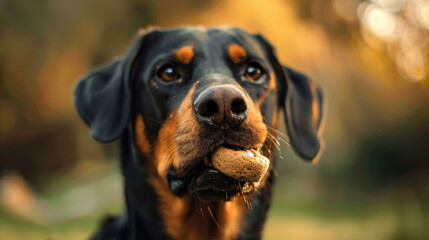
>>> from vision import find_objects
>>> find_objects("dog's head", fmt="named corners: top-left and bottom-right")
top-left (74, 27), bottom-right (324, 202)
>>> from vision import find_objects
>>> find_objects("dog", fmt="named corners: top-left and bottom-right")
top-left (74, 27), bottom-right (324, 240)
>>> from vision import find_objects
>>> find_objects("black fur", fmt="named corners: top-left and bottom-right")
top-left (74, 27), bottom-right (324, 240)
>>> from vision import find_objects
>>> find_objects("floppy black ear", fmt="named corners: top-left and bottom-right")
top-left (74, 32), bottom-right (148, 143)
top-left (281, 66), bottom-right (324, 162)
top-left (254, 34), bottom-right (324, 162)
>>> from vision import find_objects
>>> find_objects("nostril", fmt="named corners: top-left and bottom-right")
top-left (194, 85), bottom-right (248, 127)
top-left (231, 98), bottom-right (247, 115)
top-left (199, 100), bottom-right (218, 117)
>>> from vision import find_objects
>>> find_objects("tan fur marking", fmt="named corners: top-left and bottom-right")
top-left (270, 73), bottom-right (278, 129)
top-left (175, 46), bottom-right (194, 64)
top-left (242, 91), bottom-right (268, 147)
top-left (173, 85), bottom-right (202, 173)
top-left (311, 84), bottom-right (320, 128)
top-left (135, 114), bottom-right (151, 156)
top-left (153, 112), bottom-right (180, 177)
top-left (146, 80), bottom-right (278, 240)
top-left (138, 25), bottom-right (157, 35)
top-left (148, 83), bottom-right (247, 240)
top-left (147, 179), bottom-right (245, 240)
top-left (272, 105), bottom-right (278, 130)
top-left (138, 28), bottom-right (147, 35)
top-left (256, 73), bottom-right (277, 107)
top-left (228, 44), bottom-right (247, 63)
top-left (153, 84), bottom-right (198, 177)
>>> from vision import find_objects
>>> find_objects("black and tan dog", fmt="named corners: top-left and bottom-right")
top-left (74, 27), bottom-right (324, 240)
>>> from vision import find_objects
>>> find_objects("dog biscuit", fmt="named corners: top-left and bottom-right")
top-left (211, 147), bottom-right (269, 182)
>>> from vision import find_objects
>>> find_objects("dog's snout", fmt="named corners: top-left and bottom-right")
top-left (194, 85), bottom-right (249, 128)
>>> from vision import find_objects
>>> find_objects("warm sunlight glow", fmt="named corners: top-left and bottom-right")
top-left (371, 0), bottom-right (405, 12)
top-left (396, 47), bottom-right (427, 82)
top-left (360, 4), bottom-right (400, 41)
top-left (415, 1), bottom-right (429, 30)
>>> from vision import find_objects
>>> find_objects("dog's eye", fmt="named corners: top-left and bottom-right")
top-left (244, 63), bottom-right (263, 81)
top-left (158, 64), bottom-right (180, 82)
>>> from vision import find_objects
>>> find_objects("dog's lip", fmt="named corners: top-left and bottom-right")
top-left (188, 166), bottom-right (254, 201)
top-left (167, 159), bottom-right (256, 201)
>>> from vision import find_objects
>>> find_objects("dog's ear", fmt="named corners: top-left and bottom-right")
top-left (255, 35), bottom-right (324, 162)
top-left (74, 31), bottom-right (151, 143)
top-left (280, 67), bottom-right (324, 162)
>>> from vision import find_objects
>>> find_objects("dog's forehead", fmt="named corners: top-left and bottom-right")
top-left (146, 27), bottom-right (264, 58)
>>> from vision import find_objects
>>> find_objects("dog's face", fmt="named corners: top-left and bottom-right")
top-left (75, 27), bottom-right (324, 202)
top-left (133, 28), bottom-right (276, 201)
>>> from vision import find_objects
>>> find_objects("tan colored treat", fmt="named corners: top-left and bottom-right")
top-left (211, 147), bottom-right (269, 182)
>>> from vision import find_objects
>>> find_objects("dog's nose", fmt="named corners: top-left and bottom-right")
top-left (194, 85), bottom-right (249, 128)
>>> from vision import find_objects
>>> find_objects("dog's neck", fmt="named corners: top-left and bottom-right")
top-left (119, 129), bottom-right (272, 240)
top-left (147, 172), bottom-right (247, 240)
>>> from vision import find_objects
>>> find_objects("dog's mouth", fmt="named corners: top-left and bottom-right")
top-left (166, 145), bottom-right (267, 202)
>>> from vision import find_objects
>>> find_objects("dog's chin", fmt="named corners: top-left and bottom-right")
top-left (188, 167), bottom-right (254, 202)
top-left (166, 164), bottom-right (255, 202)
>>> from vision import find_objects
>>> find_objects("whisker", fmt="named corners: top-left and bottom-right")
top-left (266, 132), bottom-right (280, 150)
top-left (241, 194), bottom-right (247, 208)
top-left (266, 125), bottom-right (289, 141)
top-left (200, 208), bottom-right (208, 224)
top-left (242, 193), bottom-right (252, 210)
top-left (207, 206), bottom-right (222, 230)
top-left (144, 117), bottom-right (165, 125)
top-left (266, 126), bottom-right (290, 147)
top-left (247, 192), bottom-right (259, 209)
top-left (259, 109), bottom-right (276, 117)
top-left (169, 94), bottom-right (188, 101)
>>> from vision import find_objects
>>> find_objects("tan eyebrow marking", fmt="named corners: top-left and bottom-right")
top-left (175, 46), bottom-right (194, 64)
top-left (228, 44), bottom-right (247, 63)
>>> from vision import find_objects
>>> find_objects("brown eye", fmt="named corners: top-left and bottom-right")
top-left (158, 64), bottom-right (180, 82)
top-left (245, 63), bottom-right (263, 81)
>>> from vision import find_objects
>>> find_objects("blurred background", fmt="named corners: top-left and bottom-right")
top-left (1, 0), bottom-right (429, 239)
